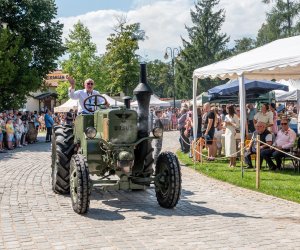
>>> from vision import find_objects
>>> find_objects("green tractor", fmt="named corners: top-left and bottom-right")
top-left (51, 64), bottom-right (181, 214)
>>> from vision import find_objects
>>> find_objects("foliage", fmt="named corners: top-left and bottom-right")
top-left (61, 21), bottom-right (105, 96)
top-left (56, 81), bottom-right (70, 102)
top-left (0, 29), bottom-right (39, 109)
top-left (0, 0), bottom-right (65, 109)
top-left (102, 17), bottom-right (146, 95)
top-left (147, 60), bottom-right (173, 98)
top-left (257, 0), bottom-right (300, 46)
top-left (233, 37), bottom-right (256, 55)
top-left (178, 151), bottom-right (300, 204)
top-left (177, 0), bottom-right (230, 98)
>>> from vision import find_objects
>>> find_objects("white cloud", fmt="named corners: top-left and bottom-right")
top-left (58, 0), bottom-right (272, 60)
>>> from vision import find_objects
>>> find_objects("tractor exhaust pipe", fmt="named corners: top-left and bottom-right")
top-left (123, 96), bottom-right (131, 109)
top-left (133, 63), bottom-right (153, 138)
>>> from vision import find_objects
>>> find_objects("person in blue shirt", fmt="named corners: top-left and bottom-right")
top-left (44, 109), bottom-right (54, 142)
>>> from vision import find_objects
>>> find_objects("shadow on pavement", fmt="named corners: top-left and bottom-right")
top-left (86, 188), bottom-right (261, 221)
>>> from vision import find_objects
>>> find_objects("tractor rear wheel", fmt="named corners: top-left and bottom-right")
top-left (51, 125), bottom-right (74, 194)
top-left (70, 154), bottom-right (91, 214)
top-left (155, 152), bottom-right (181, 208)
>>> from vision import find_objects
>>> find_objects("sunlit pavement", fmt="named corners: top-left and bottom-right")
top-left (1, 131), bottom-right (300, 249)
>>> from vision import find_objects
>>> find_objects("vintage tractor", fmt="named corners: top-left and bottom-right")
top-left (51, 64), bottom-right (181, 214)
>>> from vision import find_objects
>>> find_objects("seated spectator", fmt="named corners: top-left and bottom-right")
top-left (262, 117), bottom-right (296, 170)
top-left (244, 121), bottom-right (272, 168)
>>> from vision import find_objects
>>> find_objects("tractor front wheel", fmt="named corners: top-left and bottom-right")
top-left (155, 152), bottom-right (181, 208)
top-left (70, 154), bottom-right (91, 214)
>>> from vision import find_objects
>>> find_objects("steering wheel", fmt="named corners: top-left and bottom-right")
top-left (83, 94), bottom-right (108, 113)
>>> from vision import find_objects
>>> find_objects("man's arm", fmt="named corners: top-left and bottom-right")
top-left (67, 76), bottom-right (80, 100)
top-left (260, 134), bottom-right (272, 150)
top-left (205, 118), bottom-right (213, 135)
top-left (282, 130), bottom-right (297, 149)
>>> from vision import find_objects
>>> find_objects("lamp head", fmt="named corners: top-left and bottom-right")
top-left (164, 52), bottom-right (169, 60)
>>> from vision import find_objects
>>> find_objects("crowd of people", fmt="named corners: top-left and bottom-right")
top-left (0, 109), bottom-right (77, 153)
top-left (175, 101), bottom-right (298, 170)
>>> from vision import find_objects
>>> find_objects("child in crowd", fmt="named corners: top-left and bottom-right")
top-left (6, 119), bottom-right (15, 150)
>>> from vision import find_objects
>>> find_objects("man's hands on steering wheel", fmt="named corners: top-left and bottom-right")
top-left (83, 94), bottom-right (108, 113)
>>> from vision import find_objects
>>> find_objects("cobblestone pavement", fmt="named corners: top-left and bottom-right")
top-left (1, 131), bottom-right (300, 249)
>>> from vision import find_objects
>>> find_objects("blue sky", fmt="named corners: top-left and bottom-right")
top-left (55, 0), bottom-right (134, 17)
top-left (55, 0), bottom-right (271, 60)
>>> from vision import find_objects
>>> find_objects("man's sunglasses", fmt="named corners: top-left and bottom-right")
top-left (86, 82), bottom-right (94, 85)
top-left (281, 123), bottom-right (288, 125)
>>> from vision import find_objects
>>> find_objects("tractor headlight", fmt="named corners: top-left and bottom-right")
top-left (85, 127), bottom-right (97, 139)
top-left (153, 127), bottom-right (163, 138)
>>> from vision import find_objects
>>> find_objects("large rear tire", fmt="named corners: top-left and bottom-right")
top-left (155, 152), bottom-right (181, 208)
top-left (70, 154), bottom-right (91, 214)
top-left (51, 125), bottom-right (74, 194)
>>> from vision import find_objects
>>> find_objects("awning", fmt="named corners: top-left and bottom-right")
top-left (34, 92), bottom-right (58, 100)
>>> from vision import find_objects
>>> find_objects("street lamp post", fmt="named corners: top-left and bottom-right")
top-left (164, 47), bottom-right (180, 110)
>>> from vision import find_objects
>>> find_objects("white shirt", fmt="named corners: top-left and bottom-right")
top-left (254, 111), bottom-right (273, 125)
top-left (68, 88), bottom-right (100, 114)
top-left (274, 128), bottom-right (296, 149)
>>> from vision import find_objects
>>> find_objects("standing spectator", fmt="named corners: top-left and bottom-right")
top-left (38, 112), bottom-right (45, 132)
top-left (254, 103), bottom-right (273, 130)
top-left (246, 103), bottom-right (256, 133)
top-left (0, 113), bottom-right (6, 152)
top-left (203, 102), bottom-right (216, 160)
top-left (178, 107), bottom-right (189, 153)
top-left (153, 110), bottom-right (164, 164)
top-left (21, 111), bottom-right (29, 146)
top-left (270, 103), bottom-right (278, 135)
top-left (44, 109), bottom-right (54, 142)
top-left (5, 119), bottom-right (15, 150)
top-left (66, 109), bottom-right (74, 125)
top-left (220, 105), bottom-right (227, 121)
top-left (33, 111), bottom-right (40, 142)
top-left (171, 111), bottom-right (178, 130)
top-left (224, 105), bottom-right (240, 167)
top-left (14, 113), bottom-right (24, 148)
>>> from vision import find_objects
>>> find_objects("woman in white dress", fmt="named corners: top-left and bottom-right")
top-left (224, 105), bottom-right (240, 167)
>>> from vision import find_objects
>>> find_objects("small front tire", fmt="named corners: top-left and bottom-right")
top-left (70, 154), bottom-right (91, 214)
top-left (155, 152), bottom-right (181, 208)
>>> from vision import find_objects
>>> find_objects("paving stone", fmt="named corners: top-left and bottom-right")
top-left (1, 132), bottom-right (300, 249)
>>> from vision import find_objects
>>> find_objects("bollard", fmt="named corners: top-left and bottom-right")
top-left (256, 134), bottom-right (260, 189)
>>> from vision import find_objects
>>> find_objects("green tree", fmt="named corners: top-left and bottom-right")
top-left (0, 0), bottom-right (65, 109)
top-left (257, 0), bottom-right (300, 46)
top-left (147, 60), bottom-right (172, 97)
top-left (177, 0), bottom-right (230, 98)
top-left (233, 37), bottom-right (256, 54)
top-left (102, 17), bottom-right (146, 95)
top-left (61, 21), bottom-right (105, 94)
top-left (56, 81), bottom-right (70, 102)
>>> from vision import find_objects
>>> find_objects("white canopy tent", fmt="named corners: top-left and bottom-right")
top-left (54, 99), bottom-right (78, 112)
top-left (192, 35), bottom-right (300, 162)
top-left (275, 79), bottom-right (300, 101)
top-left (131, 94), bottom-right (171, 107)
top-left (54, 94), bottom-right (123, 112)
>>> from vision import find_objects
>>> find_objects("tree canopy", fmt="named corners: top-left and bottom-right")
top-left (176, 0), bottom-right (230, 98)
top-left (61, 21), bottom-right (105, 97)
top-left (0, 0), bottom-right (65, 110)
top-left (257, 0), bottom-right (300, 46)
top-left (101, 17), bottom-right (146, 96)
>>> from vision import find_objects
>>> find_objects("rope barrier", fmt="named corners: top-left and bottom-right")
top-left (257, 139), bottom-right (300, 161)
top-left (179, 132), bottom-right (253, 160)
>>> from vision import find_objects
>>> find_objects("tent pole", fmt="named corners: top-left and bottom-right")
top-left (192, 77), bottom-right (198, 161)
top-left (238, 75), bottom-right (246, 178)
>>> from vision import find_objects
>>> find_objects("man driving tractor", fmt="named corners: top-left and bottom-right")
top-left (67, 76), bottom-right (106, 114)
